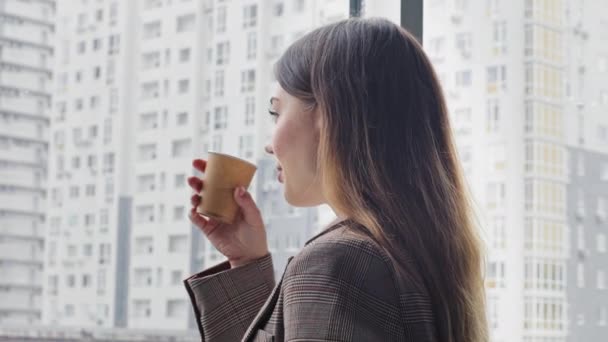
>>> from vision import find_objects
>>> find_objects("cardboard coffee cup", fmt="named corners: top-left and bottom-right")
top-left (196, 152), bottom-right (257, 224)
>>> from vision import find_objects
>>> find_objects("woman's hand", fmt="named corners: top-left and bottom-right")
top-left (187, 158), bottom-right (269, 268)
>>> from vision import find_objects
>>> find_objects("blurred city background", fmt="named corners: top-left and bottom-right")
top-left (0, 0), bottom-right (607, 341)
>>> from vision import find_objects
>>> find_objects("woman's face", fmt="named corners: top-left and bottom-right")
top-left (264, 84), bottom-right (325, 207)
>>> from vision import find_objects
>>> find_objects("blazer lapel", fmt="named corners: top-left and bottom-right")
top-left (241, 256), bottom-right (294, 342)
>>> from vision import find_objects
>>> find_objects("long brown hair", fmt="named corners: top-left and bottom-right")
top-left (274, 18), bottom-right (488, 342)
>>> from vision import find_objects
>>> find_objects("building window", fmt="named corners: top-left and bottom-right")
top-left (168, 235), bottom-right (187, 252)
top-left (238, 135), bottom-right (254, 158)
top-left (177, 112), bottom-right (188, 126)
top-left (486, 99), bottom-right (500, 132)
top-left (245, 97), bottom-right (255, 125)
top-left (216, 41), bottom-right (230, 65)
top-left (241, 69), bottom-right (256, 92)
top-left (247, 32), bottom-right (257, 59)
top-left (274, 2), bottom-right (284, 16)
top-left (172, 139), bottom-right (191, 158)
top-left (144, 0), bottom-right (162, 10)
top-left (486, 65), bottom-right (506, 92)
top-left (599, 307), bottom-right (607, 326)
top-left (166, 299), bottom-right (186, 318)
top-left (143, 21), bottom-right (162, 39)
top-left (214, 106), bottom-right (228, 129)
top-left (133, 300), bottom-right (151, 318)
top-left (142, 51), bottom-right (161, 70)
top-left (492, 21), bottom-right (507, 55)
top-left (171, 270), bottom-right (182, 285)
top-left (455, 69), bottom-right (472, 87)
top-left (173, 206), bottom-right (185, 221)
top-left (212, 134), bottom-right (222, 152)
top-left (217, 6), bottom-right (226, 33)
top-left (176, 14), bottom-right (195, 32)
top-left (178, 79), bottom-right (190, 94)
top-left (141, 81), bottom-right (160, 99)
top-left (179, 48), bottom-right (191, 62)
top-left (598, 234), bottom-right (607, 253)
top-left (214, 70), bottom-right (224, 97)
top-left (455, 32), bottom-right (472, 58)
top-left (577, 263), bottom-right (585, 288)
top-left (174, 174), bottom-right (186, 188)
top-left (294, 0), bottom-right (306, 12)
top-left (598, 270), bottom-right (606, 290)
top-left (243, 4), bottom-right (257, 28)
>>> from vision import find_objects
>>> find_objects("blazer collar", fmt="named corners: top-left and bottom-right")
top-left (305, 217), bottom-right (351, 246)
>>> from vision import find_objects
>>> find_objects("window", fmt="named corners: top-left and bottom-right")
top-left (133, 300), bottom-right (151, 318)
top-left (174, 174), bottom-right (186, 188)
top-left (241, 69), bottom-right (256, 92)
top-left (171, 270), bottom-right (182, 285)
top-left (212, 72), bottom-right (223, 98)
top-left (143, 21), bottom-right (162, 39)
top-left (167, 299), bottom-right (186, 318)
top-left (238, 135), bottom-right (254, 158)
top-left (243, 4), bottom-right (257, 28)
top-left (600, 307), bottom-right (607, 326)
top-left (212, 134), bottom-right (222, 152)
top-left (599, 125), bottom-right (608, 143)
top-left (168, 235), bottom-right (188, 252)
top-left (216, 41), bottom-right (230, 65)
top-left (179, 48), bottom-right (190, 62)
top-left (486, 65), bottom-right (506, 92)
top-left (214, 106), bottom-right (228, 129)
top-left (428, 37), bottom-right (445, 58)
top-left (77, 41), bottom-right (86, 54)
top-left (173, 206), bottom-right (185, 221)
top-left (176, 14), bottom-right (195, 32)
top-left (577, 263), bottom-right (585, 288)
top-left (245, 97), bottom-right (255, 125)
top-left (93, 38), bottom-right (101, 51)
top-left (217, 6), bottom-right (226, 33)
top-left (144, 0), bottom-right (162, 9)
top-left (598, 234), bottom-right (607, 253)
top-left (177, 112), bottom-right (188, 126)
top-left (141, 81), bottom-right (160, 99)
top-left (172, 139), bottom-right (191, 158)
top-left (178, 79), bottom-right (190, 94)
top-left (294, 0), bottom-right (306, 12)
top-left (270, 35), bottom-right (284, 55)
top-left (486, 99), bottom-right (500, 132)
top-left (455, 70), bottom-right (471, 87)
top-left (247, 32), bottom-right (257, 59)
top-left (274, 2), bottom-right (284, 16)
top-left (135, 237), bottom-right (153, 254)
top-left (492, 21), bottom-right (507, 55)
top-left (602, 163), bottom-right (608, 181)
top-left (598, 270), bottom-right (606, 290)
top-left (142, 51), bottom-right (161, 69)
top-left (455, 32), bottom-right (472, 58)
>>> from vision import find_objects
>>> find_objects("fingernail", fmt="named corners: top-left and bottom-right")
top-left (238, 187), bottom-right (245, 197)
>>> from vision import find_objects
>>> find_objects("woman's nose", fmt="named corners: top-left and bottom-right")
top-left (264, 144), bottom-right (273, 155)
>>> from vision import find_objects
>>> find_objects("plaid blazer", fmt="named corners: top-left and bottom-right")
top-left (184, 219), bottom-right (438, 341)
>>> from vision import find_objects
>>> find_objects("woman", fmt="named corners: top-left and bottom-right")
top-left (186, 18), bottom-right (488, 342)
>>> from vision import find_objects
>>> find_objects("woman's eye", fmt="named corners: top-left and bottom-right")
top-left (268, 109), bottom-right (279, 122)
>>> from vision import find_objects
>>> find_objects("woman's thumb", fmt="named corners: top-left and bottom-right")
top-left (234, 187), bottom-right (261, 222)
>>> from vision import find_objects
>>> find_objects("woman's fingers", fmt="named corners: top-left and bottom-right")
top-left (191, 194), bottom-right (201, 206)
top-left (189, 207), bottom-right (208, 228)
top-left (187, 177), bottom-right (203, 192)
top-left (192, 159), bottom-right (207, 173)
